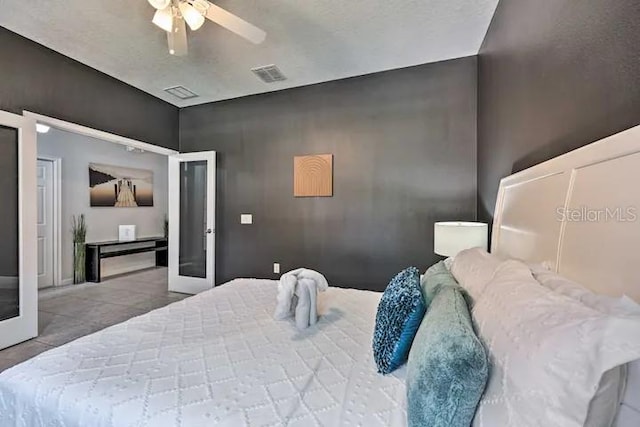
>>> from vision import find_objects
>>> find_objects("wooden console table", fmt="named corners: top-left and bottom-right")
top-left (85, 237), bottom-right (168, 283)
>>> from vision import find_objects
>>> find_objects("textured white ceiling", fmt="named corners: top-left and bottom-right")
top-left (1, 0), bottom-right (499, 107)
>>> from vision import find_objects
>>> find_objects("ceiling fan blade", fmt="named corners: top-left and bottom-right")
top-left (202, 2), bottom-right (266, 44)
top-left (167, 17), bottom-right (188, 56)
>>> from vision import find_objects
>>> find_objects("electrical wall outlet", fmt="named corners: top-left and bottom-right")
top-left (240, 214), bottom-right (253, 224)
top-left (273, 263), bottom-right (280, 274)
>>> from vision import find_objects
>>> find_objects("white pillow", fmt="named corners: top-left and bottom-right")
top-left (528, 264), bottom-right (639, 427)
top-left (470, 260), bottom-right (640, 427)
top-left (529, 263), bottom-right (640, 316)
top-left (450, 248), bottom-right (503, 302)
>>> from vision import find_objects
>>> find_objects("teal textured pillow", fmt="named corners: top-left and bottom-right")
top-left (407, 266), bottom-right (489, 427)
top-left (420, 261), bottom-right (457, 305)
top-left (373, 267), bottom-right (426, 375)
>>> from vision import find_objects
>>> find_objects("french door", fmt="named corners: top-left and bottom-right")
top-left (0, 111), bottom-right (37, 350)
top-left (168, 151), bottom-right (216, 294)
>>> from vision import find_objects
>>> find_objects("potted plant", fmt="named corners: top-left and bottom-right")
top-left (163, 214), bottom-right (169, 239)
top-left (72, 214), bottom-right (87, 284)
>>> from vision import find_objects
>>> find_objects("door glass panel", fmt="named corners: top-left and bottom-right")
top-left (0, 126), bottom-right (19, 321)
top-left (179, 160), bottom-right (207, 278)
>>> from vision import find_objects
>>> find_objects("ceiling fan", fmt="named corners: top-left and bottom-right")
top-left (147, 0), bottom-right (266, 56)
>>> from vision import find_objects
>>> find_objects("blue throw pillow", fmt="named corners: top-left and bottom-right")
top-left (407, 266), bottom-right (489, 427)
top-left (373, 267), bottom-right (426, 374)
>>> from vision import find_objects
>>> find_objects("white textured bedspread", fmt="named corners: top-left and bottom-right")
top-left (0, 279), bottom-right (406, 426)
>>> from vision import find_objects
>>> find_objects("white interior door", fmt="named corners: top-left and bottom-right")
top-left (168, 151), bottom-right (216, 294)
top-left (37, 159), bottom-right (54, 289)
top-left (0, 111), bottom-right (38, 350)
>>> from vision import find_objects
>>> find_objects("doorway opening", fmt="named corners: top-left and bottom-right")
top-left (30, 112), bottom-right (177, 291)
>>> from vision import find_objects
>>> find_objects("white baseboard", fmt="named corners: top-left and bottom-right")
top-left (59, 278), bottom-right (74, 287)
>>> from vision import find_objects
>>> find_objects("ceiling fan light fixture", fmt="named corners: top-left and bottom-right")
top-left (179, 2), bottom-right (205, 31)
top-left (152, 7), bottom-right (174, 33)
top-left (148, 0), bottom-right (171, 10)
top-left (190, 0), bottom-right (211, 15)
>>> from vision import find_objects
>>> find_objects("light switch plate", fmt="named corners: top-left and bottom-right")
top-left (241, 214), bottom-right (253, 224)
top-left (273, 263), bottom-right (280, 274)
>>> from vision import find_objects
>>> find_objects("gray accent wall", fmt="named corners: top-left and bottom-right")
top-left (477, 0), bottom-right (640, 221)
top-left (0, 27), bottom-right (178, 150)
top-left (180, 57), bottom-right (478, 291)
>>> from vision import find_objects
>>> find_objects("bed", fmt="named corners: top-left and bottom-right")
top-left (3, 123), bottom-right (640, 426)
top-left (0, 281), bottom-right (406, 426)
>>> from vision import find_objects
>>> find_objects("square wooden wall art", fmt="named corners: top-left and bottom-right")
top-left (294, 154), bottom-right (333, 197)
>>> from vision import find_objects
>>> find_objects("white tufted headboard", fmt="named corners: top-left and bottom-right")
top-left (490, 124), bottom-right (640, 426)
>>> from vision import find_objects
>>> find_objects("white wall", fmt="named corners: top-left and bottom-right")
top-left (38, 128), bottom-right (168, 284)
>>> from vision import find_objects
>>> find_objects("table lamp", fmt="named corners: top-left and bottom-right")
top-left (434, 222), bottom-right (488, 257)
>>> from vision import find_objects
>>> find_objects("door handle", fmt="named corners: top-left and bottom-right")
top-left (205, 228), bottom-right (214, 234)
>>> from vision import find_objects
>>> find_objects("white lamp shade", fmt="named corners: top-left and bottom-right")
top-left (434, 222), bottom-right (488, 257)
top-left (179, 2), bottom-right (205, 31)
top-left (148, 0), bottom-right (171, 10)
top-left (152, 7), bottom-right (174, 33)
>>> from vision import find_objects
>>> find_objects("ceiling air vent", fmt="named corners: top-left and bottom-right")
top-left (164, 85), bottom-right (199, 100)
top-left (251, 65), bottom-right (287, 83)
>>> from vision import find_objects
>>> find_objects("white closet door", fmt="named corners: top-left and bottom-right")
top-left (37, 159), bottom-right (54, 289)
